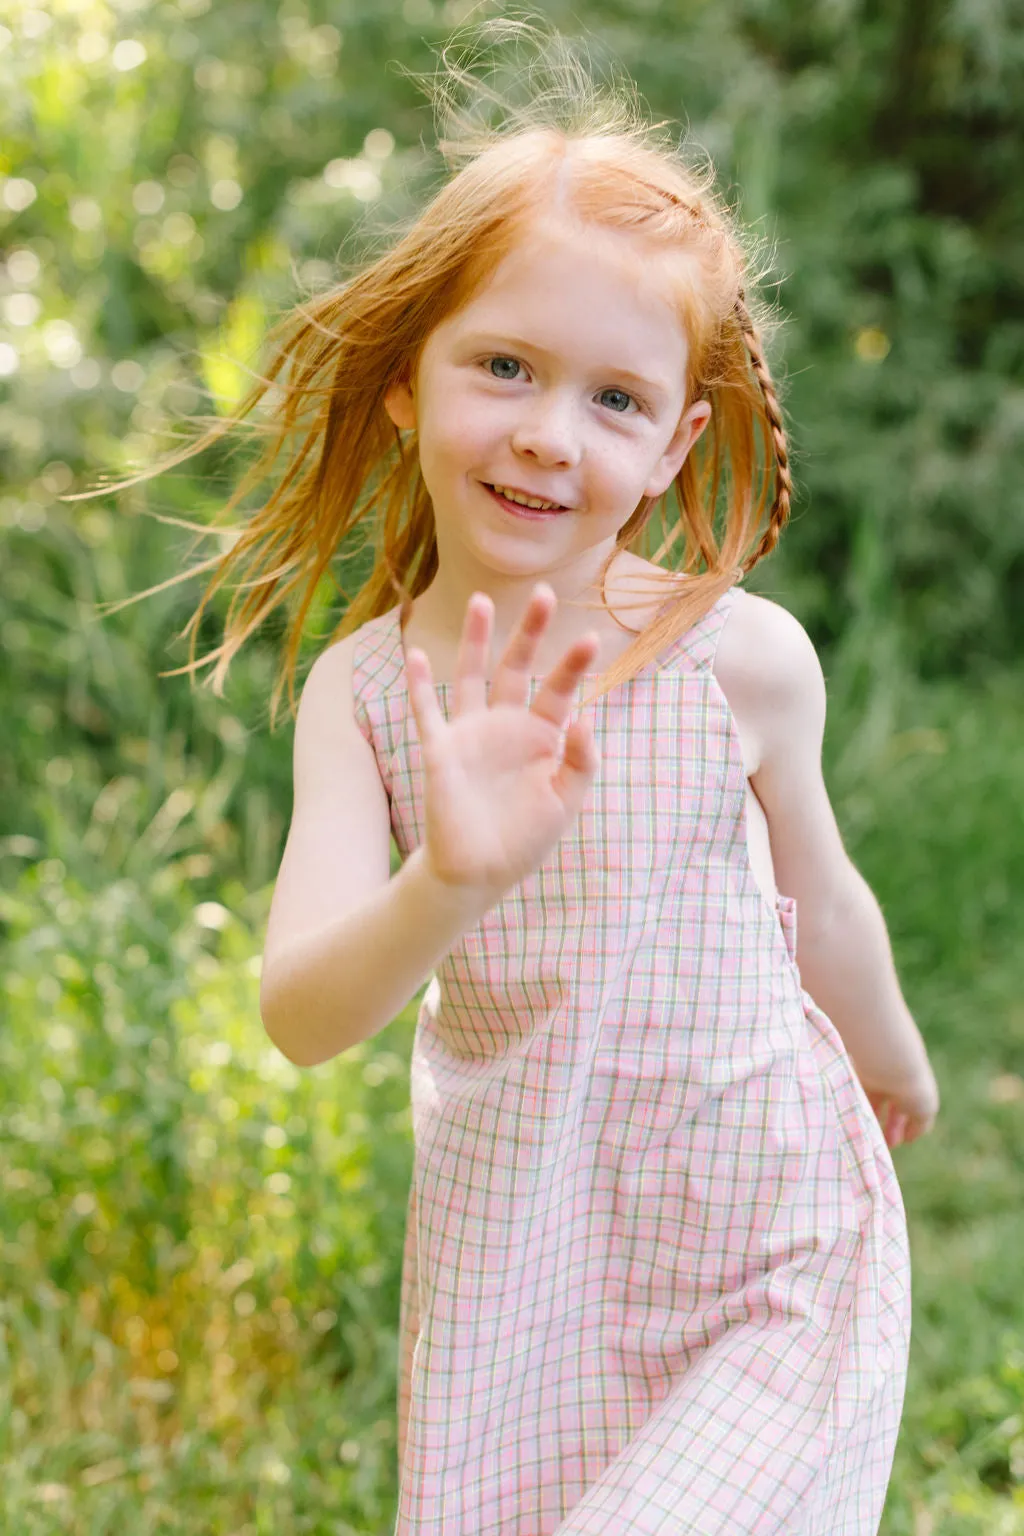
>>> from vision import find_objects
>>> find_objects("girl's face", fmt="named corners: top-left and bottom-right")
top-left (384, 219), bottom-right (710, 590)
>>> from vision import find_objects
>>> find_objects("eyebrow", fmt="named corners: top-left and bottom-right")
top-left (461, 332), bottom-right (677, 404)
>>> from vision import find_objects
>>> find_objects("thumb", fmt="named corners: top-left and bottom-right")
top-left (550, 717), bottom-right (600, 810)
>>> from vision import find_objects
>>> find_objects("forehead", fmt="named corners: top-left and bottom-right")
top-left (431, 219), bottom-right (692, 389)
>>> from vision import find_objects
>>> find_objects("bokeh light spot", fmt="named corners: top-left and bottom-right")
top-left (6, 248), bottom-right (41, 284)
top-left (163, 211), bottom-right (197, 245)
top-left (364, 128), bottom-right (395, 160)
top-left (195, 901), bottom-right (230, 930)
top-left (111, 359), bottom-right (145, 391)
top-left (69, 197), bottom-right (102, 231)
top-left (44, 321), bottom-right (83, 369)
top-left (3, 293), bottom-right (40, 326)
top-left (855, 327), bottom-right (891, 362)
top-left (112, 39), bottom-right (147, 72)
top-left (210, 179), bottom-right (243, 211)
top-left (3, 178), bottom-right (38, 213)
top-left (132, 180), bottom-right (165, 215)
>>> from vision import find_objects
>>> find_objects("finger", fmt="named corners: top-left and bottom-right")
top-left (490, 583), bottom-right (556, 708)
top-left (889, 1112), bottom-right (908, 1147)
top-left (530, 633), bottom-right (601, 729)
top-left (404, 647), bottom-right (446, 758)
top-left (454, 594), bottom-right (492, 717)
top-left (549, 717), bottom-right (600, 810)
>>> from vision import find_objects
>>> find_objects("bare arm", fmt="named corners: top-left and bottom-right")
top-left (716, 594), bottom-right (935, 1095)
top-left (261, 585), bottom-right (601, 1067)
top-left (259, 635), bottom-right (489, 1066)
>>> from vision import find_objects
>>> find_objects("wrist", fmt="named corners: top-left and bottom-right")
top-left (401, 845), bottom-right (500, 924)
top-left (852, 1015), bottom-right (932, 1087)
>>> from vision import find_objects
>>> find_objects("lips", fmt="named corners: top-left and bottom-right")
top-left (483, 483), bottom-right (571, 518)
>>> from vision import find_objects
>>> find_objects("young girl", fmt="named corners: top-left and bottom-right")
top-left (120, 30), bottom-right (940, 1535)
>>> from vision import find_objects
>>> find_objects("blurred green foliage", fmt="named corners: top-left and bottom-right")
top-left (1, 0), bottom-right (1023, 1531)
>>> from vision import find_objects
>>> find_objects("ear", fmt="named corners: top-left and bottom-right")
top-left (643, 400), bottom-right (712, 499)
top-left (383, 376), bottom-right (417, 431)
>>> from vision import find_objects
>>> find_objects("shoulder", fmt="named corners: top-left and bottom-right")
top-left (716, 588), bottom-right (825, 704)
top-left (294, 626), bottom-right (373, 755)
top-left (290, 627), bottom-right (389, 796)
top-left (714, 589), bottom-right (827, 773)
top-left (291, 635), bottom-right (356, 764)
top-left (301, 628), bottom-right (360, 709)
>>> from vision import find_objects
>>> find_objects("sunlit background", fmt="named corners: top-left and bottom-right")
top-left (2, 1), bottom-right (1023, 1531)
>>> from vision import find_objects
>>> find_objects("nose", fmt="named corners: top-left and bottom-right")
top-left (510, 389), bottom-right (582, 469)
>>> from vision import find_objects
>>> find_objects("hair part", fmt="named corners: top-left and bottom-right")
top-left (75, 18), bottom-right (792, 723)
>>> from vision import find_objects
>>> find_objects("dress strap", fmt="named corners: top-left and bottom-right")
top-left (351, 606), bottom-right (404, 690)
top-left (673, 584), bottom-right (741, 674)
top-left (348, 590), bottom-right (742, 702)
top-left (351, 606), bottom-right (405, 742)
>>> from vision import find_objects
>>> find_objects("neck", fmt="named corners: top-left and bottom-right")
top-left (413, 541), bottom-right (623, 657)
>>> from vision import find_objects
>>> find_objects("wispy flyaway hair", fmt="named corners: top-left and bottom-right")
top-left (75, 17), bottom-right (792, 722)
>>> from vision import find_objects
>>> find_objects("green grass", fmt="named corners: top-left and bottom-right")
top-left (1, 663), bottom-right (1022, 1533)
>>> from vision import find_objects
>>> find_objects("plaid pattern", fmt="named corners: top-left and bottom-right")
top-left (352, 588), bottom-right (911, 1535)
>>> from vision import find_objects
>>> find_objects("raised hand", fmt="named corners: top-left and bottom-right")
top-left (404, 583), bottom-right (600, 905)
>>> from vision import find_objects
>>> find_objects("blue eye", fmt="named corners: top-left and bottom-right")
top-left (599, 388), bottom-right (634, 413)
top-left (488, 357), bottom-right (521, 380)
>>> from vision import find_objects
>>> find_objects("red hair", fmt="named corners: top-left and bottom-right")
top-left (76, 29), bottom-right (791, 722)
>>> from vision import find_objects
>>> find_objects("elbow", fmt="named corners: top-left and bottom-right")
top-left (260, 997), bottom-right (311, 1068)
top-left (263, 1028), bottom-right (315, 1071)
top-left (259, 973), bottom-right (319, 1068)
top-left (795, 862), bottom-right (871, 950)
top-left (259, 969), bottom-right (356, 1068)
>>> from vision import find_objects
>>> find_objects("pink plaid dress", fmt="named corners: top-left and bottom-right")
top-left (352, 586), bottom-right (911, 1536)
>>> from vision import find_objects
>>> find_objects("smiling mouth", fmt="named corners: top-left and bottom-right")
top-left (483, 483), bottom-right (571, 514)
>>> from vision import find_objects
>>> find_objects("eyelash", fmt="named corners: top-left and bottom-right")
top-left (483, 356), bottom-right (646, 416)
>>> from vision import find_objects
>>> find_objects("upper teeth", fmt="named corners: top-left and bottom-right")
top-left (493, 485), bottom-right (562, 511)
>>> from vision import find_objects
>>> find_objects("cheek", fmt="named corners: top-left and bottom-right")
top-left (589, 438), bottom-right (652, 499)
top-left (427, 385), bottom-right (496, 461)
top-left (416, 419), bottom-right (486, 505)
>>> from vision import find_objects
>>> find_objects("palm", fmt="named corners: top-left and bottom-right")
top-left (422, 704), bottom-right (582, 888)
top-left (404, 585), bottom-right (601, 901)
